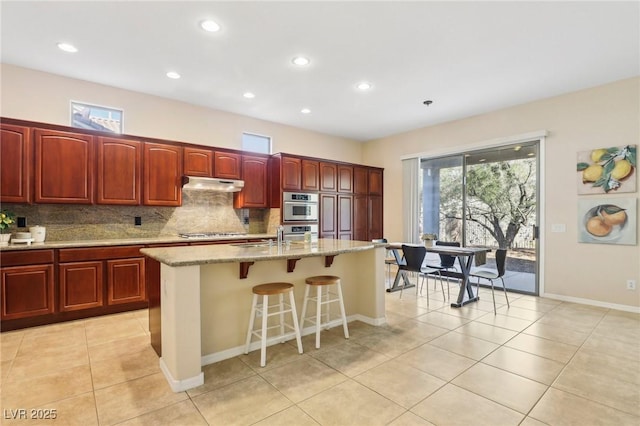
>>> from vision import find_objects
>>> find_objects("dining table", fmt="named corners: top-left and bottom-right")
top-left (386, 243), bottom-right (490, 308)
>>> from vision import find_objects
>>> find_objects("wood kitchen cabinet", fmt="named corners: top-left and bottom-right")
top-left (338, 194), bottom-right (353, 240)
top-left (302, 160), bottom-right (320, 191)
top-left (320, 193), bottom-right (337, 239)
top-left (97, 137), bottom-right (142, 205)
top-left (214, 151), bottom-right (242, 179)
top-left (143, 142), bottom-right (182, 206)
top-left (1, 250), bottom-right (55, 321)
top-left (184, 147), bottom-right (213, 177)
top-left (281, 156), bottom-right (302, 191)
top-left (319, 162), bottom-right (337, 192)
top-left (337, 165), bottom-right (353, 193)
top-left (234, 154), bottom-right (269, 208)
top-left (368, 195), bottom-right (383, 240)
top-left (354, 166), bottom-right (369, 195)
top-left (107, 258), bottom-right (145, 305)
top-left (59, 261), bottom-right (104, 312)
top-left (34, 128), bottom-right (94, 204)
top-left (0, 123), bottom-right (31, 203)
top-left (369, 168), bottom-right (384, 195)
top-left (58, 246), bottom-right (146, 312)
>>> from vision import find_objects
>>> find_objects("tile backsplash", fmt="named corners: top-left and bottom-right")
top-left (7, 190), bottom-right (279, 241)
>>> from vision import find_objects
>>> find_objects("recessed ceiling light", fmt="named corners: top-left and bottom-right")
top-left (292, 56), bottom-right (310, 66)
top-left (514, 145), bottom-right (522, 151)
top-left (301, 108), bottom-right (311, 114)
top-left (166, 71), bottom-right (181, 79)
top-left (356, 82), bottom-right (372, 91)
top-left (57, 42), bottom-right (78, 53)
top-left (243, 92), bottom-right (255, 99)
top-left (200, 20), bottom-right (220, 32)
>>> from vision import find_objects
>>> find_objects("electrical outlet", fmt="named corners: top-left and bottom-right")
top-left (17, 217), bottom-right (27, 228)
top-left (627, 280), bottom-right (636, 290)
top-left (134, 216), bottom-right (142, 226)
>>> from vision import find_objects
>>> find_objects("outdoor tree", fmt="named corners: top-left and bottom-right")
top-left (439, 159), bottom-right (536, 249)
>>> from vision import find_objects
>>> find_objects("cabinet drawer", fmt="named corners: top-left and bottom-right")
top-left (0, 250), bottom-right (54, 267)
top-left (59, 246), bottom-right (144, 262)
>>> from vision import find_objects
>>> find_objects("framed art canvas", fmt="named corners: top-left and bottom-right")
top-left (576, 145), bottom-right (636, 194)
top-left (578, 197), bottom-right (637, 245)
top-left (71, 101), bottom-right (123, 133)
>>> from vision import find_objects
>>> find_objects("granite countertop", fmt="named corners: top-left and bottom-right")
top-left (141, 239), bottom-right (383, 267)
top-left (0, 234), bottom-right (276, 252)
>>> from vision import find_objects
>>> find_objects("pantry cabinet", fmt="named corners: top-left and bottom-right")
top-left (97, 137), bottom-right (142, 205)
top-left (319, 162), bottom-right (337, 192)
top-left (34, 128), bottom-right (95, 204)
top-left (143, 142), bottom-right (182, 206)
top-left (337, 165), bottom-right (353, 193)
top-left (0, 124), bottom-right (31, 203)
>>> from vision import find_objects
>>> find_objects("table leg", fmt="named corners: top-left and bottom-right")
top-left (386, 249), bottom-right (414, 293)
top-left (451, 255), bottom-right (480, 307)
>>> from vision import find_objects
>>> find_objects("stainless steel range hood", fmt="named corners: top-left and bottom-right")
top-left (182, 176), bottom-right (245, 192)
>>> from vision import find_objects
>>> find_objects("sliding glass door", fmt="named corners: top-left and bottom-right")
top-left (419, 142), bottom-right (539, 294)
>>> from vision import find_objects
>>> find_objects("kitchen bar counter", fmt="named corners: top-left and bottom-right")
top-left (142, 239), bottom-right (386, 392)
top-left (0, 233), bottom-right (276, 251)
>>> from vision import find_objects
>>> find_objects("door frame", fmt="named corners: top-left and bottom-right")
top-left (404, 130), bottom-right (546, 296)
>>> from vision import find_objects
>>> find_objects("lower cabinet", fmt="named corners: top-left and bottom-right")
top-left (1, 250), bottom-right (55, 321)
top-left (59, 261), bottom-right (104, 312)
top-left (0, 246), bottom-right (147, 331)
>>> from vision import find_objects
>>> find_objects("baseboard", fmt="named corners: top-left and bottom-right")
top-left (200, 314), bottom-right (386, 367)
top-left (542, 292), bottom-right (640, 314)
top-left (159, 357), bottom-right (204, 392)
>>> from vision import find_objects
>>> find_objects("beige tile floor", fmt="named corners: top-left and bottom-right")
top-left (1, 285), bottom-right (639, 425)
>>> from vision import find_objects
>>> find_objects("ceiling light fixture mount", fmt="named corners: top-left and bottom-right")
top-left (423, 100), bottom-right (433, 106)
top-left (292, 56), bottom-right (310, 66)
top-left (57, 42), bottom-right (78, 53)
top-left (200, 20), bottom-right (220, 32)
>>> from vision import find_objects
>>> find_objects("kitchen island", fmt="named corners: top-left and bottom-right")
top-left (140, 239), bottom-right (386, 392)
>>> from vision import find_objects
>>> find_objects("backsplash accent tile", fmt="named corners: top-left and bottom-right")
top-left (7, 191), bottom-right (274, 241)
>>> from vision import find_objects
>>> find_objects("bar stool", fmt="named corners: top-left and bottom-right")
top-left (245, 282), bottom-right (303, 367)
top-left (300, 275), bottom-right (349, 349)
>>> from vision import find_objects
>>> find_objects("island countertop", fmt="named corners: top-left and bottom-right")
top-left (140, 238), bottom-right (381, 267)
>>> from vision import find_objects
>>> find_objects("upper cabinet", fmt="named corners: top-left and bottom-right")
top-left (97, 137), bottom-right (142, 205)
top-left (302, 160), bottom-right (320, 191)
top-left (214, 151), bottom-right (242, 179)
top-left (0, 124), bottom-right (31, 203)
top-left (368, 168), bottom-right (383, 195)
top-left (281, 156), bottom-right (302, 191)
top-left (319, 162), bottom-right (337, 192)
top-left (34, 128), bottom-right (94, 204)
top-left (353, 166), bottom-right (368, 195)
top-left (337, 165), bottom-right (353, 193)
top-left (183, 147), bottom-right (213, 177)
top-left (143, 142), bottom-right (182, 206)
top-left (234, 155), bottom-right (269, 208)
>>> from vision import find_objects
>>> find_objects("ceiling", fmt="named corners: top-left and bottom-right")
top-left (1, 1), bottom-right (638, 142)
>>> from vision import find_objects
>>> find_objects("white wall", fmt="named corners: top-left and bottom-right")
top-left (362, 77), bottom-right (640, 310)
top-left (0, 64), bottom-right (363, 163)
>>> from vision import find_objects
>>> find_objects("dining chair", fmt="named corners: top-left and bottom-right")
top-left (398, 244), bottom-right (443, 304)
top-left (425, 241), bottom-right (460, 300)
top-left (470, 248), bottom-right (509, 314)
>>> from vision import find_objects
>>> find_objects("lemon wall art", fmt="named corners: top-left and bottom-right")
top-left (577, 145), bottom-right (636, 194)
top-left (578, 198), bottom-right (636, 245)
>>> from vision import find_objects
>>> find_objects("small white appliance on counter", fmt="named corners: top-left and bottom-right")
top-left (282, 192), bottom-right (319, 222)
top-left (30, 225), bottom-right (46, 243)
